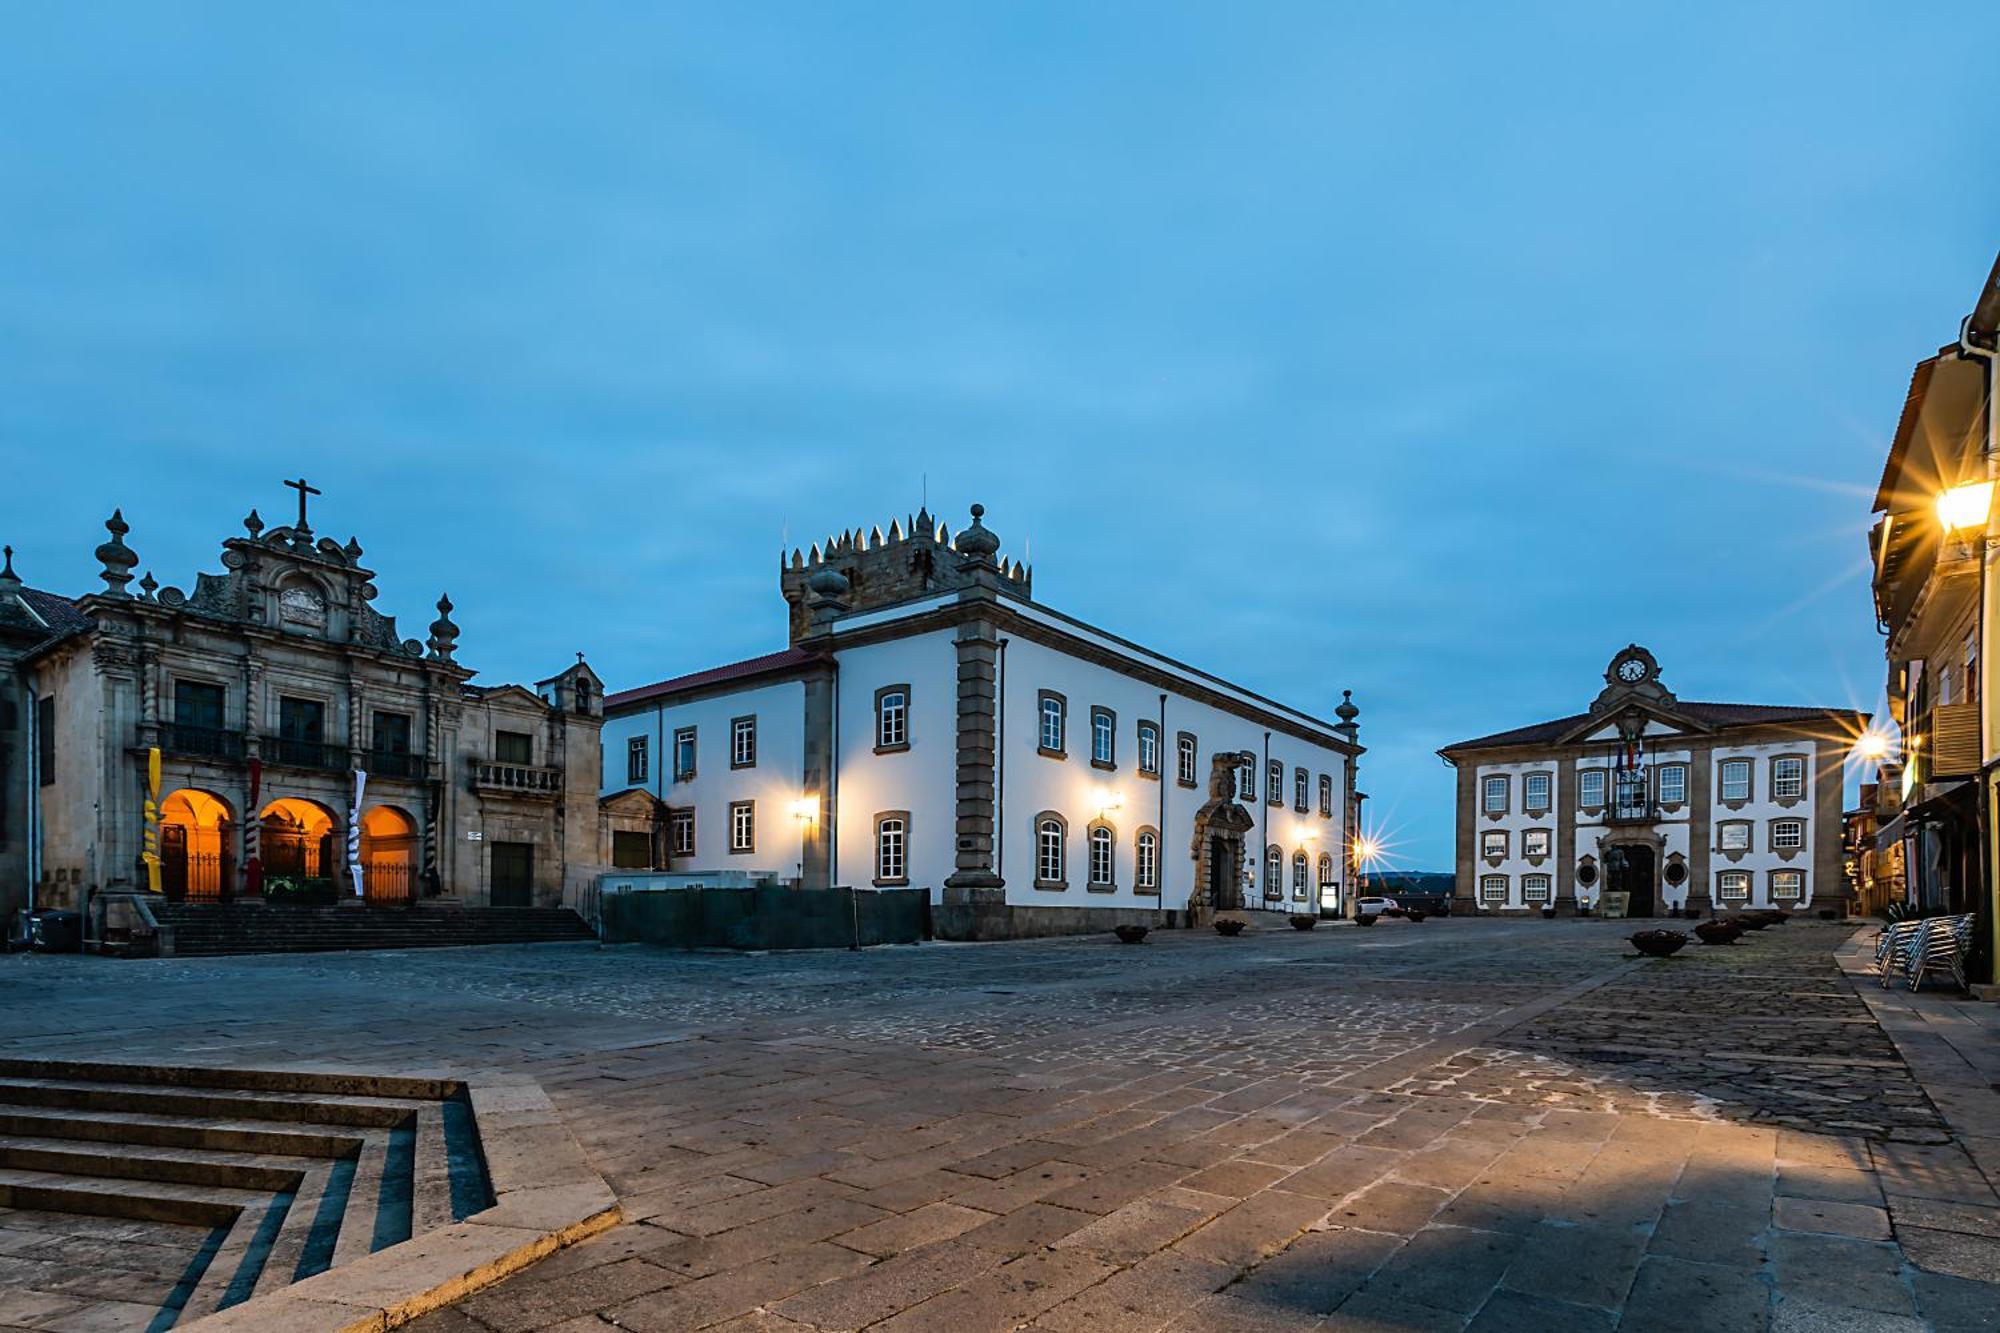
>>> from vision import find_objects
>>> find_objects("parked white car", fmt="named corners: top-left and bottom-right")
top-left (1355, 896), bottom-right (1399, 917)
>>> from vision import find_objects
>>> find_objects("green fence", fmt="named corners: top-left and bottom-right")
top-left (599, 886), bottom-right (929, 950)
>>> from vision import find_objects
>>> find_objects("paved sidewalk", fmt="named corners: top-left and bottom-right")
top-left (0, 917), bottom-right (1996, 1330)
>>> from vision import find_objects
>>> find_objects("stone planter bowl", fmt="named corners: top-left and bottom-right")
top-left (1214, 919), bottom-right (1246, 937)
top-left (1694, 919), bottom-right (1742, 946)
top-left (1406, 910), bottom-right (1428, 923)
top-left (1288, 915), bottom-right (1318, 931)
top-left (1629, 929), bottom-right (1689, 959)
top-left (1354, 913), bottom-right (1379, 927)
top-left (1733, 914), bottom-right (1773, 932)
top-left (1114, 924), bottom-right (1149, 944)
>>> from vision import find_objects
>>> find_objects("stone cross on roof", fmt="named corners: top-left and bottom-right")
top-left (284, 477), bottom-right (321, 532)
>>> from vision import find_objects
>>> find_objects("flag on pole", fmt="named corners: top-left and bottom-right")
top-left (348, 769), bottom-right (367, 897)
top-left (244, 758), bottom-right (263, 897)
top-left (142, 747), bottom-right (162, 893)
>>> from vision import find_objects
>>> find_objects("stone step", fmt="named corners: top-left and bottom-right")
top-left (0, 1164), bottom-right (265, 1227)
top-left (179, 1186), bottom-right (299, 1321)
top-left (0, 1076), bottom-right (424, 1128)
top-left (0, 1136), bottom-right (311, 1192)
top-left (0, 1106), bottom-right (364, 1158)
top-left (144, 905), bottom-right (595, 956)
top-left (0, 1057), bottom-right (458, 1100)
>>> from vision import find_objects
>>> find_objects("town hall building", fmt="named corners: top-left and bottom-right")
top-left (1439, 646), bottom-right (1864, 919)
top-left (0, 484), bottom-right (604, 932)
top-left (599, 504), bottom-right (1365, 937)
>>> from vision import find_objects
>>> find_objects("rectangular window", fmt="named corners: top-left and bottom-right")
top-left (373, 710), bottom-right (413, 757)
top-left (668, 808), bottom-right (694, 857)
top-left (1091, 708), bottom-right (1115, 768)
top-left (728, 800), bottom-right (755, 853)
top-left (1138, 722), bottom-right (1160, 776)
top-left (1522, 874), bottom-right (1551, 903)
top-left (1772, 820), bottom-right (1804, 851)
top-left (875, 815), bottom-right (907, 885)
top-left (731, 716), bottom-right (757, 769)
top-left (1657, 764), bottom-right (1686, 806)
top-left (1523, 828), bottom-right (1550, 858)
top-left (1483, 775), bottom-right (1508, 813)
top-left (1479, 875), bottom-right (1508, 903)
top-left (1771, 870), bottom-right (1804, 901)
top-left (1038, 692), bottom-right (1066, 755)
top-left (626, 735), bottom-right (649, 785)
top-left (174, 679), bottom-right (226, 730)
top-left (1717, 870), bottom-right (1751, 901)
top-left (1524, 772), bottom-right (1551, 811)
top-left (1719, 822), bottom-right (1751, 851)
top-left (612, 830), bottom-right (653, 869)
top-left (876, 687), bottom-right (909, 751)
top-left (279, 696), bottom-right (327, 766)
top-left (1772, 756), bottom-right (1804, 800)
top-left (36, 695), bottom-right (53, 785)
top-left (1720, 759), bottom-right (1751, 803)
top-left (1239, 755), bottom-right (1256, 801)
top-left (1269, 759), bottom-right (1284, 807)
top-left (673, 727), bottom-right (697, 781)
top-left (1481, 830), bottom-right (1506, 858)
top-left (1579, 769), bottom-right (1605, 808)
top-left (1294, 767), bottom-right (1309, 812)
top-left (494, 729), bottom-right (532, 764)
top-left (1318, 774), bottom-right (1333, 817)
top-left (1177, 733), bottom-right (1198, 787)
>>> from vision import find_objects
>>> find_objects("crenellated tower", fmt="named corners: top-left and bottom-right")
top-left (779, 504), bottom-right (1031, 644)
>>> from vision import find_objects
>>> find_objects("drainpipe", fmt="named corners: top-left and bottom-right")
top-left (1156, 692), bottom-right (1166, 927)
top-left (1261, 730), bottom-right (1271, 914)
top-left (24, 664), bottom-right (39, 931)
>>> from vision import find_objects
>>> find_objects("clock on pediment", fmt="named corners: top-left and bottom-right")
top-left (1607, 645), bottom-right (1659, 688)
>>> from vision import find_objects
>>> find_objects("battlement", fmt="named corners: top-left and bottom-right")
top-left (779, 505), bottom-right (1030, 642)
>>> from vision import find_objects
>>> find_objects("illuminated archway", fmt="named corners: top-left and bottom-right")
top-left (359, 804), bottom-right (417, 905)
top-left (260, 797), bottom-right (336, 881)
top-left (160, 788), bottom-right (235, 900)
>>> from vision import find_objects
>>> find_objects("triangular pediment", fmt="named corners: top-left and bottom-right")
top-left (1556, 697), bottom-right (1714, 748)
top-left (600, 787), bottom-right (663, 814)
top-left (473, 683), bottom-right (548, 711)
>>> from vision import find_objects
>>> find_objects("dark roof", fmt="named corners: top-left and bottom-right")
top-left (1442, 702), bottom-right (1866, 754)
top-left (606, 647), bottom-right (826, 710)
top-left (3, 585), bottom-right (92, 651)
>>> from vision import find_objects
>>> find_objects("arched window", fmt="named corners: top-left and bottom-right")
top-left (1318, 774), bottom-right (1333, 817)
top-left (1177, 733), bottom-right (1197, 786)
top-left (1292, 850), bottom-right (1308, 898)
top-left (1034, 812), bottom-right (1068, 888)
top-left (1294, 767), bottom-right (1309, 812)
top-left (876, 687), bottom-right (909, 751)
top-left (1238, 755), bottom-right (1257, 801)
top-left (1038, 693), bottom-right (1067, 755)
top-left (1088, 824), bottom-right (1115, 887)
top-left (1136, 828), bottom-right (1159, 892)
top-left (1266, 845), bottom-right (1283, 902)
top-left (874, 813), bottom-right (908, 886)
top-left (1091, 708), bottom-right (1116, 768)
top-left (1317, 851), bottom-right (1334, 886)
top-left (1137, 722), bottom-right (1160, 776)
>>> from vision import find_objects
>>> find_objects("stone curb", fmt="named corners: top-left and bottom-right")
top-left (181, 1078), bottom-right (619, 1332)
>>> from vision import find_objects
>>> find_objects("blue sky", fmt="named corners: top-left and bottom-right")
top-left (4, 4), bottom-right (1996, 869)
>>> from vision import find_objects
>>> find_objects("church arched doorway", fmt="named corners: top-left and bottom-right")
top-left (1604, 843), bottom-right (1657, 918)
top-left (260, 797), bottom-right (337, 897)
top-left (160, 788), bottom-right (235, 902)
top-left (359, 805), bottom-right (418, 906)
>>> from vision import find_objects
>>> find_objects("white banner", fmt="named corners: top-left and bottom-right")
top-left (349, 769), bottom-right (367, 896)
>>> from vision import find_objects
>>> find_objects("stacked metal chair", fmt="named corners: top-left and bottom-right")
top-left (1876, 919), bottom-right (1926, 988)
top-left (1905, 914), bottom-right (1975, 992)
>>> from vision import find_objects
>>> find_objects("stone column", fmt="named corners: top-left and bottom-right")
top-left (1807, 740), bottom-right (1847, 918)
top-left (137, 640), bottom-right (159, 748)
top-left (1554, 759), bottom-right (1578, 916)
top-left (1685, 742), bottom-right (1714, 916)
top-left (1450, 764), bottom-right (1479, 917)
top-left (943, 618), bottom-right (1004, 897)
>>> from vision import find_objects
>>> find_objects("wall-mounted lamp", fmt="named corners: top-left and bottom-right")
top-left (1937, 480), bottom-right (1994, 534)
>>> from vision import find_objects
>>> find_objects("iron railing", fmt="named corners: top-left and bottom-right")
top-left (161, 723), bottom-right (247, 761)
top-left (269, 737), bottom-right (351, 771)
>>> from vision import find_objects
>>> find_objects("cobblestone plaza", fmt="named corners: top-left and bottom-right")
top-left (1, 918), bottom-right (1996, 1330)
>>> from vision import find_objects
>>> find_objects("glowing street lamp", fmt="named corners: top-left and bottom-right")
top-left (1851, 731), bottom-right (1892, 763)
top-left (1936, 480), bottom-right (1994, 534)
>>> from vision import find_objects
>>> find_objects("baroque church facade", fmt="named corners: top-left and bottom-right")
top-left (598, 504), bottom-right (1364, 937)
top-left (0, 485), bottom-right (603, 926)
top-left (1440, 646), bottom-right (1864, 919)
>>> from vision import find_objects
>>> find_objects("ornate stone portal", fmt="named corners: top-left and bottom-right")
top-left (1189, 753), bottom-right (1256, 921)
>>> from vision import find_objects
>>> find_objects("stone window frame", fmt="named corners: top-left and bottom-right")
top-left (1716, 869), bottom-right (1752, 902)
top-left (1318, 773), bottom-right (1334, 818)
top-left (170, 673), bottom-right (231, 728)
top-left (1136, 720), bottom-right (1161, 779)
top-left (1086, 819), bottom-right (1118, 892)
top-left (1268, 759), bottom-right (1284, 808)
top-left (1522, 827), bottom-right (1551, 862)
top-left (1655, 762), bottom-right (1688, 809)
top-left (1717, 819), bottom-right (1753, 856)
top-left (1769, 753), bottom-right (1807, 806)
top-left (875, 684), bottom-right (911, 754)
top-left (626, 734), bottom-right (649, 786)
top-left (1577, 767), bottom-right (1606, 812)
top-left (1290, 849), bottom-right (1310, 900)
top-left (672, 726), bottom-right (698, 782)
top-left (727, 799), bottom-right (755, 855)
top-left (1089, 706), bottom-right (1117, 771)
top-left (1769, 868), bottom-right (1804, 901)
top-left (667, 807), bottom-right (695, 858)
top-left (1037, 690), bottom-right (1068, 759)
top-left (1033, 810), bottom-right (1069, 890)
top-left (1718, 757), bottom-right (1753, 807)
top-left (1481, 829), bottom-right (1508, 862)
top-left (873, 810), bottom-right (910, 887)
top-left (492, 726), bottom-right (533, 765)
top-left (1317, 851), bottom-right (1336, 888)
top-left (1479, 874), bottom-right (1509, 904)
top-left (369, 706), bottom-right (415, 758)
top-left (1482, 774), bottom-right (1510, 817)
top-left (1238, 753), bottom-right (1257, 802)
top-left (1521, 874), bottom-right (1552, 904)
top-left (1522, 770), bottom-right (1553, 814)
top-left (1264, 844), bottom-right (1284, 902)
top-left (1135, 825), bottom-right (1160, 895)
top-left (730, 714), bottom-right (758, 770)
top-left (1293, 766), bottom-right (1309, 813)
top-left (1176, 732), bottom-right (1199, 788)
top-left (1769, 818), bottom-right (1805, 854)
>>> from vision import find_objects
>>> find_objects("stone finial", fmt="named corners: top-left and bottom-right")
top-left (807, 566), bottom-right (851, 600)
top-left (955, 503), bottom-right (1000, 562)
top-left (343, 536), bottom-right (364, 563)
top-left (138, 571), bottom-right (158, 600)
top-left (427, 593), bottom-right (460, 662)
top-left (244, 508), bottom-right (264, 538)
top-left (95, 510), bottom-right (139, 597)
top-left (0, 545), bottom-right (16, 591)
top-left (1334, 689), bottom-right (1360, 742)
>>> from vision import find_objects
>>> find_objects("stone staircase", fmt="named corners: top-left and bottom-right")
top-left (0, 1059), bottom-right (493, 1328)
top-left (148, 903), bottom-right (595, 956)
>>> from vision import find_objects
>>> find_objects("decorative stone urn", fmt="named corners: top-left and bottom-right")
top-left (1629, 929), bottom-right (1689, 958)
top-left (1694, 919), bottom-right (1742, 946)
top-left (1114, 924), bottom-right (1149, 944)
top-left (1288, 914), bottom-right (1317, 931)
top-left (1214, 919), bottom-right (1246, 937)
